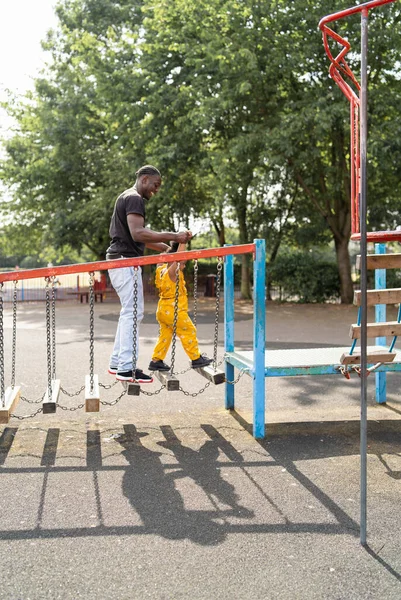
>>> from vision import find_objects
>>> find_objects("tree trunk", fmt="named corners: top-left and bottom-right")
top-left (240, 254), bottom-right (252, 299)
top-left (334, 236), bottom-right (354, 304)
top-left (236, 199), bottom-right (252, 299)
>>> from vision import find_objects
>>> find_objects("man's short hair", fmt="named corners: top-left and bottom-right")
top-left (135, 165), bottom-right (161, 178)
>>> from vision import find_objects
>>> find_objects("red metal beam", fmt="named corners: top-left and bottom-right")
top-left (351, 231), bottom-right (401, 243)
top-left (0, 243), bottom-right (256, 284)
top-left (319, 0), bottom-right (396, 29)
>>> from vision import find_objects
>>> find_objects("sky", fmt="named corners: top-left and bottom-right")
top-left (0, 0), bottom-right (59, 133)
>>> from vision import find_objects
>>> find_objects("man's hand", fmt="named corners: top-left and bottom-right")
top-left (175, 230), bottom-right (192, 243)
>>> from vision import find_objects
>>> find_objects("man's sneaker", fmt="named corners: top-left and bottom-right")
top-left (116, 369), bottom-right (154, 383)
top-left (148, 360), bottom-right (170, 372)
top-left (108, 365), bottom-right (118, 375)
top-left (191, 354), bottom-right (213, 369)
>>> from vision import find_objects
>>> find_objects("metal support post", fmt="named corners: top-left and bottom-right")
top-left (359, 7), bottom-right (369, 546)
top-left (224, 248), bottom-right (235, 410)
top-left (253, 239), bottom-right (266, 439)
top-left (375, 243), bottom-right (387, 403)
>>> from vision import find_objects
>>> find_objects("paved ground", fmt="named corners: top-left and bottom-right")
top-left (1, 298), bottom-right (401, 599)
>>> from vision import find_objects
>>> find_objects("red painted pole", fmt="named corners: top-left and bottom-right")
top-left (0, 243), bottom-right (256, 284)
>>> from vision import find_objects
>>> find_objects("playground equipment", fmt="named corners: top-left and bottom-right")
top-left (0, 243), bottom-right (257, 422)
top-left (319, 0), bottom-right (398, 545)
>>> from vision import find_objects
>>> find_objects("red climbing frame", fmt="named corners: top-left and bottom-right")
top-left (319, 0), bottom-right (398, 243)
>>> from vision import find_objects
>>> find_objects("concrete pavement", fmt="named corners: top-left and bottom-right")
top-left (0, 299), bottom-right (401, 599)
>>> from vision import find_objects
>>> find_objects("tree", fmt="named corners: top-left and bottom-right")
top-left (1, 0), bottom-right (400, 303)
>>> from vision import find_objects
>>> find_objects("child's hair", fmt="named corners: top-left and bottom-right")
top-left (168, 242), bottom-right (179, 253)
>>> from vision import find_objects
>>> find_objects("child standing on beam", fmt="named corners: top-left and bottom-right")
top-left (149, 242), bottom-right (213, 372)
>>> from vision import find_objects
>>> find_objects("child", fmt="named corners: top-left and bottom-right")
top-left (149, 242), bottom-right (213, 372)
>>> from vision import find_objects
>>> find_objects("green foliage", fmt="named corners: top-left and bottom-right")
top-left (268, 250), bottom-right (340, 303)
top-left (0, 0), bottom-right (400, 302)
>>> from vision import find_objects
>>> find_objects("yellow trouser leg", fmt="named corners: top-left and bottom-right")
top-left (152, 304), bottom-right (201, 362)
top-left (152, 319), bottom-right (174, 361)
top-left (175, 311), bottom-right (201, 360)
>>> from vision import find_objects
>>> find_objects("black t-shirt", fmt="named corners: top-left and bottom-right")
top-left (107, 187), bottom-right (146, 257)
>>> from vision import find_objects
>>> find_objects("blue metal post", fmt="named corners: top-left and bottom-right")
top-left (224, 249), bottom-right (235, 410)
top-left (253, 239), bottom-right (266, 439)
top-left (375, 243), bottom-right (387, 403)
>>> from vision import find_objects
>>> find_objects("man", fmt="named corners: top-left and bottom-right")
top-left (106, 165), bottom-right (192, 383)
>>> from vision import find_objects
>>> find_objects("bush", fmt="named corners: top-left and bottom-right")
top-left (268, 251), bottom-right (340, 303)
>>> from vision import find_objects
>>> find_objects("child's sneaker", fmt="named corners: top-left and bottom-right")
top-left (116, 369), bottom-right (153, 383)
top-left (148, 360), bottom-right (170, 371)
top-left (108, 365), bottom-right (118, 375)
top-left (191, 354), bottom-right (213, 369)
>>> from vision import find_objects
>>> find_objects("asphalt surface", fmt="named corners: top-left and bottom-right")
top-left (1, 298), bottom-right (401, 599)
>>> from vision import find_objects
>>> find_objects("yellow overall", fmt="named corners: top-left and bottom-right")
top-left (152, 265), bottom-right (201, 361)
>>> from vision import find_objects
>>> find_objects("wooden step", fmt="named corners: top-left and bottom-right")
top-left (354, 288), bottom-right (401, 306)
top-left (350, 321), bottom-right (401, 339)
top-left (356, 254), bottom-right (401, 270)
top-left (341, 350), bottom-right (396, 365)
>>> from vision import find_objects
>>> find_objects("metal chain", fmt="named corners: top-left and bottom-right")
top-left (100, 388), bottom-right (127, 406)
top-left (11, 281), bottom-right (18, 388)
top-left (169, 261), bottom-right (181, 374)
top-left (20, 393), bottom-right (45, 404)
top-left (60, 385), bottom-right (85, 397)
top-left (173, 364), bottom-right (193, 376)
top-left (99, 380), bottom-right (119, 389)
top-left (140, 385), bottom-right (166, 396)
top-left (213, 258), bottom-right (223, 367)
top-left (179, 381), bottom-right (211, 397)
top-left (224, 368), bottom-right (247, 385)
top-left (10, 406), bottom-right (43, 420)
top-left (45, 278), bottom-right (52, 401)
top-left (51, 277), bottom-right (56, 379)
top-left (89, 272), bottom-right (95, 393)
top-left (0, 283), bottom-right (4, 406)
top-left (338, 365), bottom-right (351, 379)
top-left (56, 401), bottom-right (85, 411)
top-left (193, 259), bottom-right (198, 327)
top-left (132, 268), bottom-right (138, 375)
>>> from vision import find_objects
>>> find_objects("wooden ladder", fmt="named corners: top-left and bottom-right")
top-left (340, 253), bottom-right (401, 365)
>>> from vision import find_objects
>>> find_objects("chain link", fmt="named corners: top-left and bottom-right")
top-left (99, 380), bottom-right (119, 390)
top-left (45, 278), bottom-right (52, 401)
top-left (60, 385), bottom-right (85, 397)
top-left (0, 282), bottom-right (4, 406)
top-left (11, 281), bottom-right (18, 388)
top-left (173, 364), bottom-right (193, 376)
top-left (89, 272), bottom-right (95, 393)
top-left (56, 401), bottom-right (85, 411)
top-left (193, 259), bottom-right (198, 328)
top-left (100, 388), bottom-right (127, 406)
top-left (224, 368), bottom-right (248, 385)
top-left (51, 278), bottom-right (56, 379)
top-left (20, 393), bottom-right (45, 404)
top-left (178, 381), bottom-right (211, 397)
top-left (140, 384), bottom-right (166, 396)
top-left (132, 267), bottom-right (138, 374)
top-left (10, 406), bottom-right (43, 420)
top-left (169, 261), bottom-right (181, 374)
top-left (213, 258), bottom-right (223, 367)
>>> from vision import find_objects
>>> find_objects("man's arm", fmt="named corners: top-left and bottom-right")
top-left (127, 214), bottom-right (192, 244)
